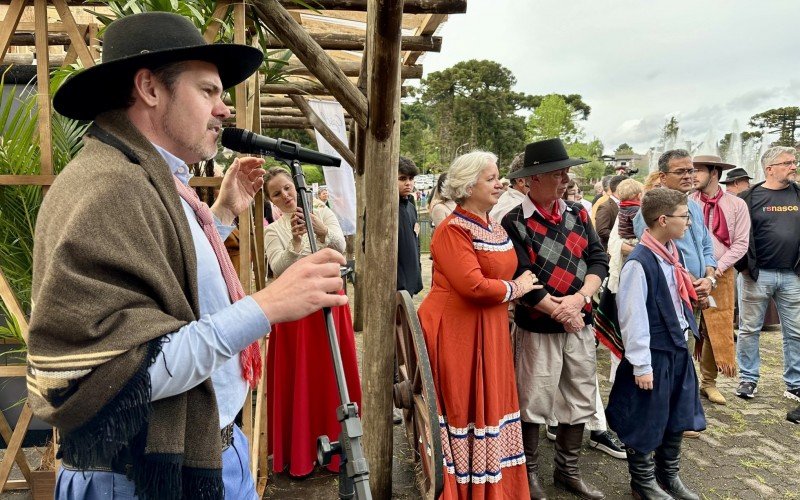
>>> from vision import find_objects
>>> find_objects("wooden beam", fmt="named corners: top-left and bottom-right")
top-left (263, 33), bottom-right (441, 52)
top-left (403, 12), bottom-right (447, 65)
top-left (188, 177), bottom-right (223, 188)
top-left (203, 0), bottom-right (232, 43)
top-left (54, 0), bottom-right (467, 13)
top-left (1, 52), bottom-right (65, 66)
top-left (0, 403), bottom-right (32, 492)
top-left (33, 0), bottom-right (53, 181)
top-left (0, 366), bottom-right (26, 377)
top-left (52, 0), bottom-right (95, 68)
top-left (282, 0), bottom-right (465, 13)
top-left (285, 61), bottom-right (422, 79)
top-left (290, 95), bottom-right (357, 166)
top-left (0, 408), bottom-right (32, 484)
top-left (362, 0), bottom-right (404, 497)
top-left (0, 269), bottom-right (28, 343)
top-left (261, 81), bottom-right (409, 97)
top-left (252, 0), bottom-right (368, 128)
top-left (8, 32), bottom-right (75, 45)
top-left (0, 0), bottom-right (27, 61)
top-left (0, 174), bottom-right (56, 185)
top-left (262, 116), bottom-right (313, 129)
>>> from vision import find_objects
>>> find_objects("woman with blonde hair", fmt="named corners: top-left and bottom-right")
top-left (263, 167), bottom-right (361, 478)
top-left (419, 150), bottom-right (541, 499)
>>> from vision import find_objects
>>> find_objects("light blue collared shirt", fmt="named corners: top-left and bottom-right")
top-left (148, 144), bottom-right (270, 427)
top-left (633, 198), bottom-right (716, 278)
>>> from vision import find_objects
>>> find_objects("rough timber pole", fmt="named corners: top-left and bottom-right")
top-left (362, 0), bottom-right (404, 497)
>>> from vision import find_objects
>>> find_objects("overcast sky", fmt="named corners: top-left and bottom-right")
top-left (421, 0), bottom-right (800, 155)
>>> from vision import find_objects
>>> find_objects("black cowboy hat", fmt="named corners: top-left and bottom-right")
top-left (720, 167), bottom-right (753, 184)
top-left (507, 138), bottom-right (588, 179)
top-left (53, 12), bottom-right (263, 121)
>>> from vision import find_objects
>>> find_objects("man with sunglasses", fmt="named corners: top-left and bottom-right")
top-left (734, 147), bottom-right (800, 413)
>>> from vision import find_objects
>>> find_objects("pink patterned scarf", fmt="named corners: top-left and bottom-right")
top-left (640, 230), bottom-right (698, 311)
top-left (173, 177), bottom-right (262, 388)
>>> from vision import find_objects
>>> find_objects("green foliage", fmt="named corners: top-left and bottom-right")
top-left (523, 93), bottom-right (591, 120)
top-left (749, 107), bottom-right (800, 147)
top-left (615, 143), bottom-right (634, 155)
top-left (414, 60), bottom-right (530, 168)
top-left (0, 68), bottom-right (88, 344)
top-left (566, 139), bottom-right (605, 182)
top-left (526, 94), bottom-right (580, 142)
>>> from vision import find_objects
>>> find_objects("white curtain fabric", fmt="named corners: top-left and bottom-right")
top-left (308, 100), bottom-right (357, 235)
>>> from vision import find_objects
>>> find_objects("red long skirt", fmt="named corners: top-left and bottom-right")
top-left (267, 300), bottom-right (362, 477)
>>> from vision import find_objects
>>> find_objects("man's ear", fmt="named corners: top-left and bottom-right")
top-left (131, 68), bottom-right (160, 107)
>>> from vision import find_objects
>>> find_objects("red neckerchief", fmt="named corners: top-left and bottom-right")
top-left (619, 199), bottom-right (641, 208)
top-left (533, 199), bottom-right (562, 225)
top-left (699, 188), bottom-right (731, 247)
top-left (641, 230), bottom-right (698, 310)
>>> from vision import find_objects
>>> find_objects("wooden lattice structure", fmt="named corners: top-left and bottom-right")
top-left (0, 0), bottom-right (467, 497)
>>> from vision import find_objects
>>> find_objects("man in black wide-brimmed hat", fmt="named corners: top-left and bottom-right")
top-left (27, 12), bottom-right (347, 499)
top-left (502, 138), bottom-right (608, 500)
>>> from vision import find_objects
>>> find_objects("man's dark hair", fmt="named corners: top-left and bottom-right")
top-left (601, 175), bottom-right (613, 190)
top-left (657, 149), bottom-right (691, 173)
top-left (609, 175), bottom-right (628, 194)
top-left (641, 188), bottom-right (688, 228)
top-left (398, 156), bottom-right (419, 177)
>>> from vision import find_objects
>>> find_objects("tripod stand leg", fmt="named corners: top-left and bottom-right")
top-left (339, 461), bottom-right (355, 499)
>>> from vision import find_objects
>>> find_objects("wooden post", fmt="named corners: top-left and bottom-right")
top-left (250, 0), bottom-right (368, 128)
top-left (33, 0), bottom-right (53, 185)
top-left (0, 0), bottom-right (27, 59)
top-left (352, 55), bottom-right (368, 332)
top-left (362, 0), bottom-right (404, 497)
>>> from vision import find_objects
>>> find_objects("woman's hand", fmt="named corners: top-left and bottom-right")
top-left (514, 270), bottom-right (542, 295)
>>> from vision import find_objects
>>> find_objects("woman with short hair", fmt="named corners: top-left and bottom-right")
top-left (263, 167), bottom-right (361, 478)
top-left (418, 151), bottom-right (540, 499)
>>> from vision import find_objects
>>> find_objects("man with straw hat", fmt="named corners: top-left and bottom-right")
top-left (28, 12), bottom-right (347, 499)
top-left (690, 155), bottom-right (751, 405)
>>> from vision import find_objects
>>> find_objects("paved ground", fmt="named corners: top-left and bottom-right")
top-left (4, 254), bottom-right (799, 499)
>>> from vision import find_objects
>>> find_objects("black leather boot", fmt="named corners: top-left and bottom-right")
top-left (552, 423), bottom-right (605, 499)
top-left (654, 432), bottom-right (700, 500)
top-left (521, 422), bottom-right (547, 499)
top-left (626, 447), bottom-right (672, 500)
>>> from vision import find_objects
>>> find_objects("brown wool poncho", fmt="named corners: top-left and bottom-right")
top-left (27, 110), bottom-right (224, 499)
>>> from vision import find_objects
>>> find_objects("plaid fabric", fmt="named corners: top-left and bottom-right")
top-left (503, 201), bottom-right (608, 333)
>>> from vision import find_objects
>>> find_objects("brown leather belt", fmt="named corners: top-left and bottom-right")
top-left (63, 422), bottom-right (236, 474)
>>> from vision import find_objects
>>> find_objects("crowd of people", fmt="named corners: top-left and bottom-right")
top-left (20, 10), bottom-right (800, 500)
top-left (406, 139), bottom-right (800, 500)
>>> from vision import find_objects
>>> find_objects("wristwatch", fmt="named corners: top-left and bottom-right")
top-left (578, 292), bottom-right (591, 305)
top-left (707, 276), bottom-right (717, 290)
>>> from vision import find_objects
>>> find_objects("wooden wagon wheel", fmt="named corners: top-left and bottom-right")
top-left (393, 290), bottom-right (443, 499)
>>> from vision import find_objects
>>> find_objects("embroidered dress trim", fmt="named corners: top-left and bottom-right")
top-left (439, 411), bottom-right (526, 485)
top-left (450, 211), bottom-right (513, 253)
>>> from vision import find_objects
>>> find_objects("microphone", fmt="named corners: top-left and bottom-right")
top-left (221, 127), bottom-right (341, 167)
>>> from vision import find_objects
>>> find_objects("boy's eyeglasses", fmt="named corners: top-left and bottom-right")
top-left (651, 214), bottom-right (691, 224)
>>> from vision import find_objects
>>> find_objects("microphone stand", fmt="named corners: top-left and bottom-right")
top-left (282, 158), bottom-right (371, 500)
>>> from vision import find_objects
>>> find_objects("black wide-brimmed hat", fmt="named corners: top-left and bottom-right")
top-left (507, 138), bottom-right (588, 179)
top-left (54, 12), bottom-right (263, 121)
top-left (720, 167), bottom-right (753, 184)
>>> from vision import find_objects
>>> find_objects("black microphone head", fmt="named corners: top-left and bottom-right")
top-left (221, 127), bottom-right (248, 152)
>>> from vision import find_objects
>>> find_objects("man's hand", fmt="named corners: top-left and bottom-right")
top-left (550, 294), bottom-right (585, 324)
top-left (714, 268), bottom-right (725, 279)
top-left (693, 277), bottom-right (712, 299)
top-left (635, 373), bottom-right (653, 390)
top-left (252, 248), bottom-right (347, 324)
top-left (211, 157), bottom-right (266, 225)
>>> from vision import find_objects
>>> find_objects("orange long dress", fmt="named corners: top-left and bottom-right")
top-left (418, 206), bottom-right (529, 500)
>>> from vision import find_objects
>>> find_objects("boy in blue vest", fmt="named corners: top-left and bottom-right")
top-left (606, 188), bottom-right (706, 500)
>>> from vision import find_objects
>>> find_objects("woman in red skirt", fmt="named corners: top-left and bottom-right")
top-left (264, 167), bottom-right (361, 477)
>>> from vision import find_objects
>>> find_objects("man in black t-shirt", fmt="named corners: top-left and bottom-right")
top-left (735, 146), bottom-right (800, 415)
